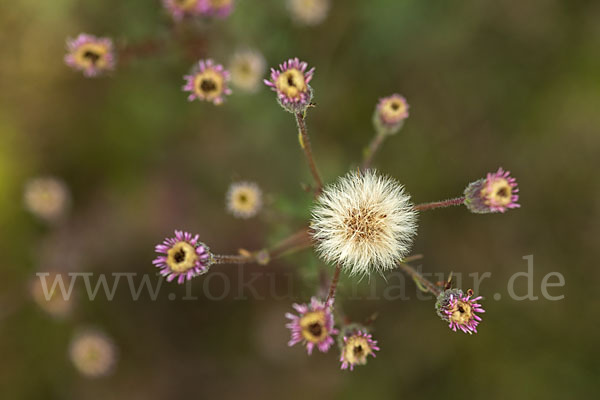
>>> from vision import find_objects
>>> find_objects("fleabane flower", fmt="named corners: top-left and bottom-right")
top-left (464, 168), bottom-right (520, 213)
top-left (162, 0), bottom-right (203, 20)
top-left (311, 170), bottom-right (418, 276)
top-left (339, 329), bottom-right (379, 371)
top-left (183, 59), bottom-right (232, 105)
top-left (264, 57), bottom-right (315, 113)
top-left (153, 230), bottom-right (213, 284)
top-left (229, 49), bottom-right (266, 93)
top-left (435, 289), bottom-right (485, 334)
top-left (64, 34), bottom-right (115, 77)
top-left (373, 94), bottom-right (409, 135)
top-left (226, 181), bottom-right (263, 219)
top-left (201, 0), bottom-right (235, 18)
top-left (30, 272), bottom-right (75, 318)
top-left (23, 177), bottom-right (70, 222)
top-left (69, 330), bottom-right (117, 377)
top-left (287, 0), bottom-right (330, 26)
top-left (285, 297), bottom-right (338, 354)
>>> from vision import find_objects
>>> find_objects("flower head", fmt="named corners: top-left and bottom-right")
top-left (69, 330), bottom-right (117, 377)
top-left (64, 34), bottom-right (115, 77)
top-left (229, 49), bottom-right (266, 93)
top-left (183, 59), bottom-right (232, 105)
top-left (287, 0), bottom-right (330, 26)
top-left (162, 0), bottom-right (203, 20)
top-left (464, 168), bottom-right (520, 213)
top-left (24, 177), bottom-right (70, 222)
top-left (153, 230), bottom-right (213, 284)
top-left (226, 181), bottom-right (263, 219)
top-left (30, 272), bottom-right (74, 318)
top-left (373, 94), bottom-right (409, 135)
top-left (285, 297), bottom-right (338, 354)
top-left (264, 58), bottom-right (315, 113)
top-left (436, 289), bottom-right (485, 334)
top-left (201, 0), bottom-right (235, 18)
top-left (311, 170), bottom-right (418, 276)
top-left (339, 328), bottom-right (379, 371)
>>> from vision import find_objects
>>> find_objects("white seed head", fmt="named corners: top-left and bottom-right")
top-left (311, 170), bottom-right (418, 276)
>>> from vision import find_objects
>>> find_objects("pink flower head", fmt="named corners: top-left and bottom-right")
top-left (464, 168), bottom-right (520, 214)
top-left (264, 57), bottom-right (315, 113)
top-left (162, 0), bottom-right (204, 20)
top-left (64, 34), bottom-right (115, 77)
top-left (285, 297), bottom-right (338, 354)
top-left (183, 59), bottom-right (232, 105)
top-left (436, 289), bottom-right (485, 334)
top-left (373, 94), bottom-right (409, 135)
top-left (200, 0), bottom-right (235, 18)
top-left (339, 329), bottom-right (379, 371)
top-left (153, 230), bottom-right (212, 284)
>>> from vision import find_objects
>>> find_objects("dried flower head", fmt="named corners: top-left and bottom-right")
top-left (464, 168), bottom-right (520, 214)
top-left (229, 49), bottom-right (266, 93)
top-left (226, 181), bottom-right (263, 219)
top-left (24, 177), bottom-right (70, 222)
top-left (287, 0), bottom-right (330, 26)
top-left (339, 329), bottom-right (379, 371)
top-left (436, 289), bottom-right (485, 334)
top-left (183, 59), bottom-right (232, 105)
top-left (285, 297), bottom-right (338, 354)
top-left (201, 0), bottom-right (235, 18)
top-left (153, 230), bottom-right (213, 284)
top-left (264, 58), bottom-right (315, 113)
top-left (30, 272), bottom-right (74, 318)
top-left (69, 330), bottom-right (117, 377)
top-left (162, 0), bottom-right (203, 20)
top-left (64, 34), bottom-right (115, 77)
top-left (311, 170), bottom-right (418, 276)
top-left (373, 94), bottom-right (409, 135)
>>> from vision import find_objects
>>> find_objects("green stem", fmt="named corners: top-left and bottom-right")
top-left (362, 133), bottom-right (386, 170)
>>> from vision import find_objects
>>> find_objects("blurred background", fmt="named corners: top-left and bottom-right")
top-left (1, 0), bottom-right (599, 398)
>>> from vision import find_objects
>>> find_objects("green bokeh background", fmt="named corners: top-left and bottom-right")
top-left (1, 0), bottom-right (599, 398)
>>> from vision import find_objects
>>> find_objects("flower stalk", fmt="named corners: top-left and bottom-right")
top-left (326, 264), bottom-right (342, 304)
top-left (295, 112), bottom-right (323, 195)
top-left (362, 133), bottom-right (386, 170)
top-left (397, 261), bottom-right (441, 297)
top-left (414, 197), bottom-right (465, 212)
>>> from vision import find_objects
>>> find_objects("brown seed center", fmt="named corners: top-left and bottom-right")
top-left (201, 79), bottom-right (217, 92)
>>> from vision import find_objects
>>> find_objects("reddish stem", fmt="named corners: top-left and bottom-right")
top-left (414, 197), bottom-right (465, 211)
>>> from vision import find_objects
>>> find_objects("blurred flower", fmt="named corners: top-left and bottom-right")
top-left (264, 57), bottom-right (314, 113)
top-left (226, 181), bottom-right (263, 219)
top-left (183, 59), bottom-right (232, 105)
top-left (311, 170), bottom-right (418, 276)
top-left (30, 272), bottom-right (74, 318)
top-left (285, 297), bottom-right (338, 354)
top-left (435, 289), bottom-right (485, 334)
top-left (163, 0), bottom-right (204, 20)
top-left (287, 0), bottom-right (330, 26)
top-left (373, 94), bottom-right (409, 135)
top-left (464, 168), bottom-right (520, 213)
top-left (69, 330), bottom-right (117, 377)
top-left (229, 49), bottom-right (266, 93)
top-left (153, 230), bottom-right (213, 284)
top-left (64, 34), bottom-right (115, 77)
top-left (201, 0), bottom-right (235, 18)
top-left (23, 177), bottom-right (70, 222)
top-left (339, 329), bottom-right (379, 371)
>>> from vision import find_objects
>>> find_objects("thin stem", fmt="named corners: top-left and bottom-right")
top-left (362, 133), bottom-right (386, 170)
top-left (326, 264), bottom-right (342, 304)
top-left (212, 228), bottom-right (313, 266)
top-left (295, 112), bottom-right (323, 195)
top-left (414, 197), bottom-right (465, 212)
top-left (397, 262), bottom-right (441, 297)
